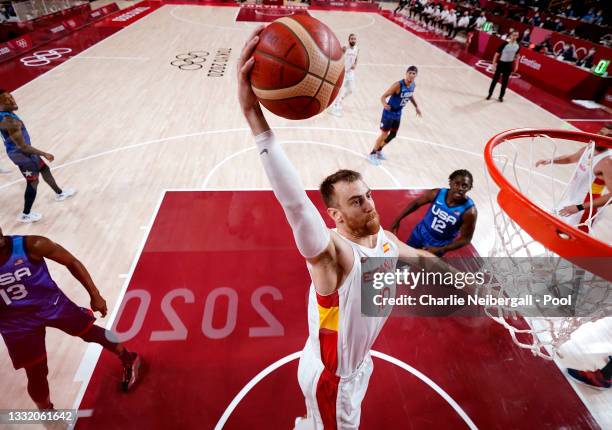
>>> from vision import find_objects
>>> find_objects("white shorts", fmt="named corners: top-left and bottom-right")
top-left (297, 342), bottom-right (373, 430)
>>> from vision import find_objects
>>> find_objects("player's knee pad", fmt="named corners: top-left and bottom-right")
top-left (384, 131), bottom-right (397, 143)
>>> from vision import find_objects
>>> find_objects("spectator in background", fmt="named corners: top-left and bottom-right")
top-left (452, 11), bottom-right (471, 39)
top-left (0, 6), bottom-right (7, 23)
top-left (534, 36), bottom-right (553, 54)
top-left (581, 8), bottom-right (596, 23)
top-left (529, 12), bottom-right (541, 27)
top-left (444, 9), bottom-right (457, 37)
top-left (520, 28), bottom-right (531, 46)
top-left (577, 47), bottom-right (597, 69)
top-left (593, 10), bottom-right (604, 26)
top-left (554, 18), bottom-right (565, 32)
top-left (542, 16), bottom-right (555, 30)
top-left (475, 11), bottom-right (487, 30)
top-left (394, 0), bottom-right (408, 15)
top-left (439, 6), bottom-right (450, 33)
top-left (560, 4), bottom-right (575, 18)
top-left (559, 42), bottom-right (577, 62)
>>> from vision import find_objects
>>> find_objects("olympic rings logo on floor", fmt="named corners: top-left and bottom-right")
top-left (170, 51), bottom-right (210, 71)
top-left (474, 60), bottom-right (521, 79)
top-left (20, 48), bottom-right (73, 67)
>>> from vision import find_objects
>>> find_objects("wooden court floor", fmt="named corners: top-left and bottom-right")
top-left (0, 3), bottom-right (610, 428)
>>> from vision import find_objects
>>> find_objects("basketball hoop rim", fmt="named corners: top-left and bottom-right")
top-left (484, 128), bottom-right (612, 279)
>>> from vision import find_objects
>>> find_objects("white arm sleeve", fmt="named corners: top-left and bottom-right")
top-left (255, 130), bottom-right (330, 259)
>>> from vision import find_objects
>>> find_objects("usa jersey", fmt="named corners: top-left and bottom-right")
top-left (418, 188), bottom-right (474, 241)
top-left (0, 112), bottom-right (31, 160)
top-left (0, 236), bottom-right (62, 332)
top-left (385, 80), bottom-right (415, 120)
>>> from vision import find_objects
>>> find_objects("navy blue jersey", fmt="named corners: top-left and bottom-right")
top-left (0, 112), bottom-right (31, 161)
top-left (417, 189), bottom-right (474, 242)
top-left (0, 237), bottom-right (62, 333)
top-left (385, 80), bottom-right (415, 120)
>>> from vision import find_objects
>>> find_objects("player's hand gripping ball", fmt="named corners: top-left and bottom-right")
top-left (250, 15), bottom-right (345, 120)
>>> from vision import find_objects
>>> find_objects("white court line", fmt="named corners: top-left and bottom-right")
top-left (214, 350), bottom-right (478, 430)
top-left (201, 139), bottom-right (401, 188)
top-left (309, 10), bottom-right (377, 33)
top-left (170, 5), bottom-right (258, 31)
top-left (0, 126), bottom-right (566, 192)
top-left (70, 191), bottom-right (168, 426)
top-left (71, 55), bottom-right (151, 61)
top-left (360, 63), bottom-right (466, 68)
top-left (12, 4), bottom-right (164, 94)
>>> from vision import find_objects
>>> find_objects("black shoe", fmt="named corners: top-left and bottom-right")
top-left (498, 97), bottom-right (504, 102)
top-left (486, 95), bottom-right (492, 100)
top-left (122, 353), bottom-right (141, 392)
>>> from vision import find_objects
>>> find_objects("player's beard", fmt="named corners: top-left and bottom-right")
top-left (349, 41), bottom-right (356, 47)
top-left (346, 211), bottom-right (380, 237)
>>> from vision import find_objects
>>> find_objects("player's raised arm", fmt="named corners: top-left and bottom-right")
top-left (237, 27), bottom-right (346, 295)
top-left (25, 236), bottom-right (107, 316)
top-left (536, 147), bottom-right (585, 167)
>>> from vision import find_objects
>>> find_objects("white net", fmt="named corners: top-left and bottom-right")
top-left (483, 130), bottom-right (612, 359)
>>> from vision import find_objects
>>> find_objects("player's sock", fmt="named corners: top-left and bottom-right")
top-left (24, 181), bottom-right (38, 214)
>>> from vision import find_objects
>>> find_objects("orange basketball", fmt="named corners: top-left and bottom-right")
top-left (250, 15), bottom-right (345, 120)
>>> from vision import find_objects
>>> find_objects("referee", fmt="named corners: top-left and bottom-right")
top-left (486, 30), bottom-right (520, 102)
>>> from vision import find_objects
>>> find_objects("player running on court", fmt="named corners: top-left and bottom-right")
top-left (238, 27), bottom-right (457, 430)
top-left (0, 227), bottom-right (141, 410)
top-left (0, 89), bottom-right (75, 223)
top-left (391, 170), bottom-right (477, 256)
top-left (368, 66), bottom-right (421, 165)
top-left (331, 33), bottom-right (359, 117)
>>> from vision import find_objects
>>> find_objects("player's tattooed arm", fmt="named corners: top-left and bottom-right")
top-left (25, 236), bottom-right (108, 317)
top-left (390, 189), bottom-right (438, 233)
top-left (0, 117), bottom-right (54, 160)
top-left (381, 82), bottom-right (400, 110)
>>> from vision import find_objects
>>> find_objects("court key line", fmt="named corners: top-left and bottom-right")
top-left (0, 126), bottom-right (566, 192)
top-left (200, 138), bottom-right (402, 188)
top-left (214, 350), bottom-right (478, 430)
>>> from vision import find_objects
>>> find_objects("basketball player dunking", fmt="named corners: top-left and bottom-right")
top-left (238, 27), bottom-right (448, 429)
top-left (331, 34), bottom-right (359, 117)
top-left (368, 66), bottom-right (421, 166)
top-left (536, 126), bottom-right (612, 233)
top-left (0, 227), bottom-right (141, 410)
